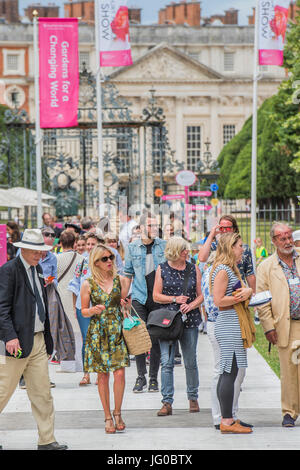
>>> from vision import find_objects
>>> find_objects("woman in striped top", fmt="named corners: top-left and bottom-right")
top-left (210, 233), bottom-right (253, 434)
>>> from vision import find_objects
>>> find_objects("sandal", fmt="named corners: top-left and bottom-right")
top-left (113, 411), bottom-right (126, 432)
top-left (79, 375), bottom-right (90, 386)
top-left (105, 417), bottom-right (116, 434)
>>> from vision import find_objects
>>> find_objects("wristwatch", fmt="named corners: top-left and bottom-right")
top-left (172, 297), bottom-right (177, 303)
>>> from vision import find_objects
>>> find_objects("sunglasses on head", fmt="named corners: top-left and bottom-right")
top-left (98, 254), bottom-right (115, 263)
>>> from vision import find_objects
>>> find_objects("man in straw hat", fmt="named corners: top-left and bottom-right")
top-left (0, 229), bottom-right (68, 450)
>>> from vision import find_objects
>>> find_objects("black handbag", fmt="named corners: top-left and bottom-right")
top-left (147, 263), bottom-right (192, 342)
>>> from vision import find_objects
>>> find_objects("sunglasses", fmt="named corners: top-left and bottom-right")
top-left (219, 226), bottom-right (233, 232)
top-left (43, 232), bottom-right (55, 238)
top-left (98, 254), bottom-right (115, 263)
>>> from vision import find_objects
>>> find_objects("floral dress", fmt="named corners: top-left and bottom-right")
top-left (84, 276), bottom-right (129, 373)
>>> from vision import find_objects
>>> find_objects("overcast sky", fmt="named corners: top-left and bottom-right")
top-left (19, 0), bottom-right (254, 25)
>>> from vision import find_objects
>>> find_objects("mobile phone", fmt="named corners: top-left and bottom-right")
top-left (233, 280), bottom-right (242, 291)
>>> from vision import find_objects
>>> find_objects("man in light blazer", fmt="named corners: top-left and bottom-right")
top-left (0, 229), bottom-right (68, 450)
top-left (257, 222), bottom-right (300, 428)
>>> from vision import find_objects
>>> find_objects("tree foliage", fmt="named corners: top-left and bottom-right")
top-left (218, 2), bottom-right (300, 200)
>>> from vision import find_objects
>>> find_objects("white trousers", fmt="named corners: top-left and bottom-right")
top-left (207, 321), bottom-right (246, 425)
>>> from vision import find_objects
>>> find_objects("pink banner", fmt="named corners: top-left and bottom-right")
top-left (39, 18), bottom-right (79, 128)
top-left (258, 0), bottom-right (289, 66)
top-left (0, 225), bottom-right (7, 266)
top-left (98, 1), bottom-right (133, 67)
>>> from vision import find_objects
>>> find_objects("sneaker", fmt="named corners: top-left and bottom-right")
top-left (148, 378), bottom-right (159, 392)
top-left (133, 376), bottom-right (147, 393)
top-left (282, 414), bottom-right (295, 427)
top-left (254, 316), bottom-right (260, 325)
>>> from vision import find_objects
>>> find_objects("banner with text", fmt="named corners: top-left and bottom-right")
top-left (258, 0), bottom-right (290, 66)
top-left (39, 18), bottom-right (79, 128)
top-left (98, 0), bottom-right (133, 67)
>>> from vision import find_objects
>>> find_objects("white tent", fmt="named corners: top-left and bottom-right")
top-left (6, 187), bottom-right (56, 202)
top-left (0, 188), bottom-right (54, 208)
top-left (0, 189), bottom-right (23, 209)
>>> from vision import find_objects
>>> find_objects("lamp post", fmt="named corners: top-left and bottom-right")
top-left (196, 138), bottom-right (219, 185)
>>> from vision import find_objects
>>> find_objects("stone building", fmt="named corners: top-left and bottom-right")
top-left (0, 3), bottom-right (293, 213)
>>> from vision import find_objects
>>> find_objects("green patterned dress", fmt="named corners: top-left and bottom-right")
top-left (84, 276), bottom-right (129, 373)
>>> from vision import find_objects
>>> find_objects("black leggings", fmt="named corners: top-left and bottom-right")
top-left (217, 354), bottom-right (239, 419)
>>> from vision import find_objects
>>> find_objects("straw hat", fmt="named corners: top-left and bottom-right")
top-left (13, 229), bottom-right (53, 251)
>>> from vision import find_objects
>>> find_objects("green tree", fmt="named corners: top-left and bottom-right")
top-left (218, 3), bottom-right (300, 199)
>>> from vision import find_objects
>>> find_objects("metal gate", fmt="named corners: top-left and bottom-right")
top-left (0, 66), bottom-right (183, 222)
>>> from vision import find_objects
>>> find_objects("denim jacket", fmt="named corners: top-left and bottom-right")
top-left (124, 238), bottom-right (167, 305)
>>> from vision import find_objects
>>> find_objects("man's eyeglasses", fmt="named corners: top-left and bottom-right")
top-left (273, 234), bottom-right (293, 243)
top-left (219, 226), bottom-right (233, 233)
top-left (98, 254), bottom-right (115, 263)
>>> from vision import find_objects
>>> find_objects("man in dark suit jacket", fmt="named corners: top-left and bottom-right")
top-left (0, 229), bottom-right (67, 450)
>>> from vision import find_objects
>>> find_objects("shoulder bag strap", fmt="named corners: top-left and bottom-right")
top-left (58, 252), bottom-right (77, 283)
top-left (182, 262), bottom-right (192, 296)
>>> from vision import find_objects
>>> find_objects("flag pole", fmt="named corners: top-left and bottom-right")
top-left (94, 0), bottom-right (105, 217)
top-left (251, 0), bottom-right (260, 271)
top-left (33, 10), bottom-right (43, 228)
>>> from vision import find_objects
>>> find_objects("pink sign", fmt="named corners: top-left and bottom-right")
top-left (161, 194), bottom-right (185, 201)
top-left (39, 18), bottom-right (79, 128)
top-left (189, 190), bottom-right (212, 197)
top-left (258, 0), bottom-right (289, 66)
top-left (0, 225), bottom-right (7, 266)
top-left (98, 1), bottom-right (133, 67)
top-left (191, 205), bottom-right (213, 211)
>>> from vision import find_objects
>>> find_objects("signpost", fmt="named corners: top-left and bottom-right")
top-left (160, 171), bottom-right (219, 239)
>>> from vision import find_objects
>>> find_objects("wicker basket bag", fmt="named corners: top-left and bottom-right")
top-left (122, 306), bottom-right (152, 356)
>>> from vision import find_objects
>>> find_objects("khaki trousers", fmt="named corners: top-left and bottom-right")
top-left (277, 320), bottom-right (300, 420)
top-left (0, 332), bottom-right (55, 445)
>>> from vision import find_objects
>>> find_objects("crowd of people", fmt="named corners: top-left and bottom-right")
top-left (0, 209), bottom-right (300, 449)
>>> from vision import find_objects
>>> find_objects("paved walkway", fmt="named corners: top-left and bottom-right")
top-left (1, 332), bottom-right (299, 451)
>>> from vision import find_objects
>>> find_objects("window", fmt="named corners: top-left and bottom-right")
top-left (116, 128), bottom-right (130, 174)
top-left (79, 51), bottom-right (90, 70)
top-left (187, 126), bottom-right (201, 171)
top-left (224, 52), bottom-right (235, 72)
top-left (43, 130), bottom-right (57, 158)
top-left (3, 49), bottom-right (25, 76)
top-left (6, 54), bottom-right (19, 71)
top-left (223, 125), bottom-right (236, 145)
top-left (152, 126), bottom-right (166, 174)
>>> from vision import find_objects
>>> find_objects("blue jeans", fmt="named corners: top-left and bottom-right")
top-left (159, 327), bottom-right (199, 405)
top-left (76, 308), bottom-right (90, 370)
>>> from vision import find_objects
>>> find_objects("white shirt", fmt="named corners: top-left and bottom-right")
top-left (119, 219), bottom-right (137, 248)
top-left (20, 254), bottom-right (45, 333)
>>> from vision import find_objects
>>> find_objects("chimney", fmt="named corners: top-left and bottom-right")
top-left (158, 1), bottom-right (201, 27)
top-left (224, 8), bottom-right (238, 25)
top-left (129, 8), bottom-right (142, 24)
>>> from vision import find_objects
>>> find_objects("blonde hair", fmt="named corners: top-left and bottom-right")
top-left (165, 236), bottom-right (190, 262)
top-left (209, 232), bottom-right (242, 289)
top-left (104, 232), bottom-right (125, 260)
top-left (89, 244), bottom-right (117, 286)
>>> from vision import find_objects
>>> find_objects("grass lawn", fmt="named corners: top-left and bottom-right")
top-left (252, 314), bottom-right (280, 378)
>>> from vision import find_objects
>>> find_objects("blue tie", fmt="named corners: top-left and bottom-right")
top-left (30, 266), bottom-right (46, 324)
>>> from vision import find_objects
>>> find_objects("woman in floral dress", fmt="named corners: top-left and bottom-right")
top-left (81, 244), bottom-right (130, 434)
